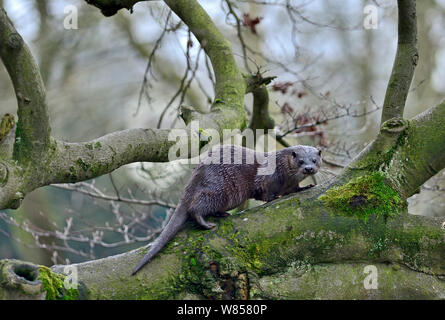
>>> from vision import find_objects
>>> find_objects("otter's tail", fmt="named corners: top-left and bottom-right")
top-left (131, 204), bottom-right (188, 275)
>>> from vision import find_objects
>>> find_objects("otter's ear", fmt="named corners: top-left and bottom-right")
top-left (292, 151), bottom-right (297, 158)
top-left (317, 148), bottom-right (322, 156)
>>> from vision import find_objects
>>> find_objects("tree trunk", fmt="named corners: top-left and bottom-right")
top-left (0, 0), bottom-right (444, 300)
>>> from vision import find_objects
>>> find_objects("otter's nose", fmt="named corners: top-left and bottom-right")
top-left (304, 167), bottom-right (315, 174)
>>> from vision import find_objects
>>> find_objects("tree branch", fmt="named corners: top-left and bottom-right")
top-left (86, 0), bottom-right (248, 131)
top-left (0, 8), bottom-right (51, 164)
top-left (47, 129), bottom-right (174, 184)
top-left (0, 0), bottom-right (249, 209)
top-left (0, 190), bottom-right (443, 299)
top-left (380, 0), bottom-right (418, 124)
top-left (248, 85), bottom-right (274, 145)
top-left (386, 101), bottom-right (445, 199)
top-left (52, 182), bottom-right (177, 208)
top-left (164, 0), bottom-right (247, 131)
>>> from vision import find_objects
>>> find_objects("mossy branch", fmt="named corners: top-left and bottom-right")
top-left (0, 8), bottom-right (51, 164)
top-left (47, 129), bottom-right (176, 184)
top-left (380, 0), bottom-right (418, 124)
top-left (386, 101), bottom-right (445, 199)
top-left (1, 103), bottom-right (445, 298)
top-left (248, 84), bottom-right (275, 146)
top-left (0, 259), bottom-right (80, 300)
top-left (164, 0), bottom-right (247, 131)
top-left (334, 102), bottom-right (445, 201)
top-left (0, 191), bottom-right (443, 299)
top-left (248, 85), bottom-right (274, 131)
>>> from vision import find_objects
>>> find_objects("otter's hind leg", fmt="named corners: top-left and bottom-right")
top-left (192, 213), bottom-right (216, 230)
top-left (189, 191), bottom-right (221, 229)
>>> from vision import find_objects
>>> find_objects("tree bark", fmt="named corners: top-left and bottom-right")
top-left (0, 185), bottom-right (443, 299)
top-left (0, 0), bottom-right (444, 300)
top-left (380, 0), bottom-right (418, 123)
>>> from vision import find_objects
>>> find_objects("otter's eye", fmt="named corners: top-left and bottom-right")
top-left (312, 159), bottom-right (317, 163)
top-left (298, 160), bottom-right (305, 166)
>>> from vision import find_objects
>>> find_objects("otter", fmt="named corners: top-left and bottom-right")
top-left (132, 144), bottom-right (322, 275)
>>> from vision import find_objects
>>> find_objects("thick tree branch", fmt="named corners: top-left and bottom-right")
top-left (386, 101), bottom-right (445, 199)
top-left (248, 85), bottom-right (274, 145)
top-left (47, 129), bottom-right (174, 184)
top-left (0, 189), bottom-right (443, 299)
top-left (337, 102), bottom-right (445, 201)
top-left (0, 8), bottom-right (51, 164)
top-left (380, 0), bottom-right (418, 124)
top-left (164, 0), bottom-right (247, 131)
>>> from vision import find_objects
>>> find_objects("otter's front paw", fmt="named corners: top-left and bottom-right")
top-left (266, 194), bottom-right (279, 202)
top-left (214, 211), bottom-right (230, 218)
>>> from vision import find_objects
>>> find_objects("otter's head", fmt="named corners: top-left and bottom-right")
top-left (288, 146), bottom-right (322, 176)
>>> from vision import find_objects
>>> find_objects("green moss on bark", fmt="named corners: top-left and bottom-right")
top-left (319, 173), bottom-right (403, 220)
top-left (38, 266), bottom-right (79, 300)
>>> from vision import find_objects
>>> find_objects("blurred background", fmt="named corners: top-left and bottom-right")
top-left (0, 0), bottom-right (444, 266)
